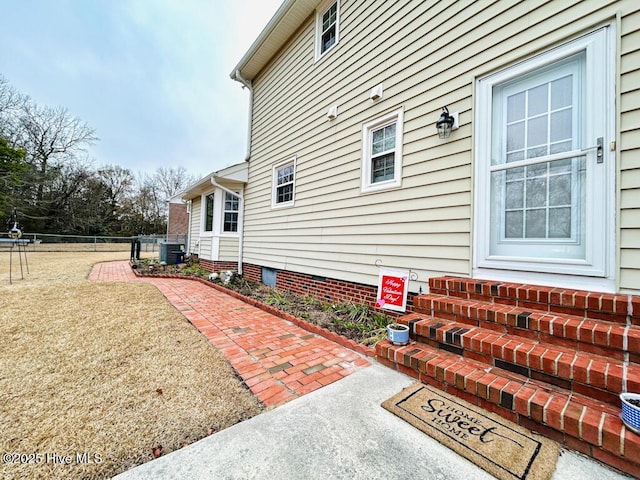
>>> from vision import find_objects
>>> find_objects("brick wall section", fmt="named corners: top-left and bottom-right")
top-left (241, 263), bottom-right (416, 317)
top-left (243, 263), bottom-right (262, 283)
top-left (199, 260), bottom-right (238, 273)
top-left (167, 203), bottom-right (188, 236)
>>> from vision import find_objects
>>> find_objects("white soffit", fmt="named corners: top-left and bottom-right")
top-left (231, 0), bottom-right (320, 81)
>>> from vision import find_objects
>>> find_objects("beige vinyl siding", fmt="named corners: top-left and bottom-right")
top-left (188, 196), bottom-right (212, 260)
top-left (219, 237), bottom-right (239, 261)
top-left (189, 198), bottom-right (201, 254)
top-left (199, 237), bottom-right (213, 261)
top-left (619, 6), bottom-right (640, 292)
top-left (244, 0), bottom-right (640, 291)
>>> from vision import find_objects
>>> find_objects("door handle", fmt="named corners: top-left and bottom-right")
top-left (596, 137), bottom-right (603, 163)
top-left (581, 137), bottom-right (604, 163)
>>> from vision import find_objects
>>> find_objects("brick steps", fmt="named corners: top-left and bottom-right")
top-left (415, 293), bottom-right (640, 365)
top-left (376, 276), bottom-right (640, 477)
top-left (397, 313), bottom-right (639, 406)
top-left (376, 339), bottom-right (639, 475)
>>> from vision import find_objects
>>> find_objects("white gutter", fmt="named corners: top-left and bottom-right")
top-left (185, 199), bottom-right (192, 255)
top-left (231, 70), bottom-right (253, 161)
top-left (211, 177), bottom-right (245, 276)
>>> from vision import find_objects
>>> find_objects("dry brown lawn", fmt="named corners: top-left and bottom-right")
top-left (0, 252), bottom-right (263, 480)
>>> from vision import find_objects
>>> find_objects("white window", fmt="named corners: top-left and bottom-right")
top-left (361, 108), bottom-right (404, 193)
top-left (223, 192), bottom-right (239, 233)
top-left (203, 193), bottom-right (214, 232)
top-left (272, 158), bottom-right (296, 208)
top-left (474, 27), bottom-right (614, 283)
top-left (315, 0), bottom-right (339, 60)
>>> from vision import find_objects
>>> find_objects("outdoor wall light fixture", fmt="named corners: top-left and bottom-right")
top-left (436, 106), bottom-right (458, 139)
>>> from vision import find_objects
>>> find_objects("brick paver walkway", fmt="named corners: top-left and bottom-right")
top-left (89, 261), bottom-right (370, 406)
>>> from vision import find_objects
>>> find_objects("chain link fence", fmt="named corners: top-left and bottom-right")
top-left (0, 233), bottom-right (187, 252)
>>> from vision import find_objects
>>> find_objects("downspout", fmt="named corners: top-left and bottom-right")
top-left (231, 69), bottom-right (253, 161)
top-left (184, 199), bottom-right (192, 255)
top-left (211, 177), bottom-right (245, 276)
top-left (165, 200), bottom-right (170, 239)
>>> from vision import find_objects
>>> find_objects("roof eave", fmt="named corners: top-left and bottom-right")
top-left (181, 162), bottom-right (248, 201)
top-left (230, 0), bottom-right (319, 81)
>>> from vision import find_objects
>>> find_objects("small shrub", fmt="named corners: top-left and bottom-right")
top-left (265, 291), bottom-right (292, 307)
top-left (182, 264), bottom-right (209, 278)
top-left (345, 302), bottom-right (370, 324)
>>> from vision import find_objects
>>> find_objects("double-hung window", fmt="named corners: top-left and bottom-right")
top-left (223, 192), bottom-right (239, 233)
top-left (316, 0), bottom-right (339, 59)
top-left (272, 158), bottom-right (296, 208)
top-left (204, 193), bottom-right (214, 232)
top-left (361, 108), bottom-right (404, 192)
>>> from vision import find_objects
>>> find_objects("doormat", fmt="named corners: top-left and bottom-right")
top-left (382, 383), bottom-right (559, 480)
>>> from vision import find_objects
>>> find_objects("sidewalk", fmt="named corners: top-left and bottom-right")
top-left (89, 261), bottom-right (370, 406)
top-left (114, 363), bottom-right (631, 480)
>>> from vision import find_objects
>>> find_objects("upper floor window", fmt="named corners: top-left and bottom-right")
top-left (272, 158), bottom-right (296, 208)
top-left (204, 193), bottom-right (214, 232)
top-left (223, 192), bottom-right (239, 233)
top-left (316, 0), bottom-right (339, 60)
top-left (361, 108), bottom-right (404, 193)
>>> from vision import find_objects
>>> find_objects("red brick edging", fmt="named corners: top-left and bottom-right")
top-left (131, 267), bottom-right (376, 358)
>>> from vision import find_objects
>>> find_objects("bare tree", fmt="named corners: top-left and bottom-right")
top-left (14, 103), bottom-right (98, 222)
top-left (99, 164), bottom-right (134, 207)
top-left (18, 103), bottom-right (98, 173)
top-left (154, 166), bottom-right (198, 201)
top-left (0, 75), bottom-right (27, 140)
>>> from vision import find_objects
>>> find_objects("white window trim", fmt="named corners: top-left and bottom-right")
top-left (473, 27), bottom-right (616, 291)
top-left (272, 157), bottom-right (296, 209)
top-left (361, 107), bottom-right (404, 193)
top-left (315, 0), bottom-right (340, 61)
top-left (221, 191), bottom-right (240, 236)
top-left (200, 191), bottom-right (216, 236)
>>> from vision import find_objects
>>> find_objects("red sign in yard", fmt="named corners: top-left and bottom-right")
top-left (376, 268), bottom-right (409, 312)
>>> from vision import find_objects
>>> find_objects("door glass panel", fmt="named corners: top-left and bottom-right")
top-left (490, 156), bottom-right (585, 251)
top-left (528, 84), bottom-right (548, 116)
top-left (525, 209), bottom-right (546, 238)
top-left (549, 207), bottom-right (572, 238)
top-left (550, 109), bottom-right (572, 142)
top-left (505, 180), bottom-right (524, 209)
top-left (527, 116), bottom-right (548, 147)
top-left (507, 122), bottom-right (525, 152)
top-left (551, 75), bottom-right (572, 109)
top-left (489, 50), bottom-right (587, 260)
top-left (550, 141), bottom-right (572, 154)
top-left (527, 177), bottom-right (547, 208)
top-left (507, 92), bottom-right (525, 122)
top-left (505, 211), bottom-right (523, 238)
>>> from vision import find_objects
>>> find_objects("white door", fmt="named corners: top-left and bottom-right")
top-left (474, 28), bottom-right (614, 288)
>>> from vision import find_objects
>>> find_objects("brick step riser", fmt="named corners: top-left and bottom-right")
top-left (413, 297), bottom-right (640, 366)
top-left (416, 310), bottom-right (628, 363)
top-left (412, 333), bottom-right (622, 406)
top-left (400, 313), bottom-right (640, 405)
top-left (376, 341), bottom-right (640, 478)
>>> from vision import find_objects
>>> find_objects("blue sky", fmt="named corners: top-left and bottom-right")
top-left (0, 0), bottom-right (283, 178)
